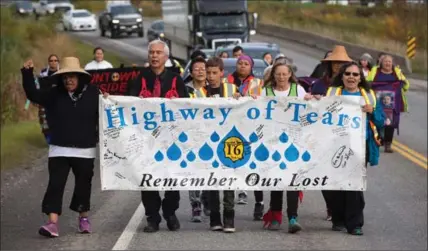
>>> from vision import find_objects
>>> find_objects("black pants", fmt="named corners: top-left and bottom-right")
top-left (322, 190), bottom-right (334, 214)
top-left (269, 191), bottom-right (299, 219)
top-left (141, 191), bottom-right (180, 224)
top-left (209, 190), bottom-right (235, 212)
top-left (42, 157), bottom-right (95, 215)
top-left (384, 126), bottom-right (395, 143)
top-left (254, 191), bottom-right (263, 203)
top-left (330, 190), bottom-right (365, 232)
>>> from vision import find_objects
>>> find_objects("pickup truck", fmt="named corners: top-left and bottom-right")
top-left (33, 0), bottom-right (74, 16)
top-left (98, 3), bottom-right (144, 39)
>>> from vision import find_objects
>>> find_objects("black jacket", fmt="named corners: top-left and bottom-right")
top-left (127, 68), bottom-right (189, 98)
top-left (21, 67), bottom-right (99, 148)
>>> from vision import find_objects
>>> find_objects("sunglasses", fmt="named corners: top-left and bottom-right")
top-left (344, 72), bottom-right (360, 77)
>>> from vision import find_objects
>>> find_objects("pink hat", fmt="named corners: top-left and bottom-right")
top-left (237, 55), bottom-right (253, 68)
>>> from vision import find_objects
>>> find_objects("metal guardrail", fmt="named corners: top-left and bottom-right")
top-left (257, 23), bottom-right (413, 74)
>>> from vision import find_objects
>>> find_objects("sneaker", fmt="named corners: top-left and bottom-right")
top-left (143, 222), bottom-right (159, 233)
top-left (210, 225), bottom-right (223, 231)
top-left (165, 214), bottom-right (180, 231)
top-left (263, 210), bottom-right (282, 230)
top-left (210, 211), bottom-right (222, 231)
top-left (203, 207), bottom-right (211, 217)
top-left (78, 217), bottom-right (91, 233)
top-left (38, 222), bottom-right (59, 238)
top-left (223, 210), bottom-right (235, 233)
top-left (349, 227), bottom-right (364, 236)
top-left (191, 204), bottom-right (202, 223)
top-left (288, 217), bottom-right (302, 234)
top-left (332, 224), bottom-right (345, 231)
top-left (326, 209), bottom-right (332, 221)
top-left (253, 202), bottom-right (264, 221)
top-left (237, 192), bottom-right (248, 205)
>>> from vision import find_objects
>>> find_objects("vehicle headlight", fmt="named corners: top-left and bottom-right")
top-left (112, 19), bottom-right (119, 24)
top-left (196, 32), bottom-right (203, 37)
top-left (19, 8), bottom-right (24, 13)
top-left (136, 18), bottom-right (142, 22)
top-left (159, 33), bottom-right (164, 38)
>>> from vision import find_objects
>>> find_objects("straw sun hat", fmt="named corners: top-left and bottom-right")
top-left (51, 57), bottom-right (91, 83)
top-left (322, 45), bottom-right (353, 62)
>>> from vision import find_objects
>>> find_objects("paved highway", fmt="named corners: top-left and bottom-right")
top-left (1, 21), bottom-right (427, 250)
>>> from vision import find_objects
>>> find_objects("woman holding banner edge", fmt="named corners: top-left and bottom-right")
top-left (307, 61), bottom-right (385, 235)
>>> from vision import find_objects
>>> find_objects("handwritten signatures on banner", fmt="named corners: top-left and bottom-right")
top-left (331, 145), bottom-right (355, 168)
top-left (99, 96), bottom-right (366, 191)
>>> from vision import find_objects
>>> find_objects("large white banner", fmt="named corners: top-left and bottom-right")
top-left (99, 96), bottom-right (367, 191)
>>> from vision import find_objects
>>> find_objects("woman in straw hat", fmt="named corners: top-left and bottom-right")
top-left (309, 45), bottom-right (353, 222)
top-left (310, 45), bottom-right (353, 97)
top-left (21, 57), bottom-right (100, 238)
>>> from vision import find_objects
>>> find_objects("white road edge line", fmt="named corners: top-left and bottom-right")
top-left (112, 203), bottom-right (145, 250)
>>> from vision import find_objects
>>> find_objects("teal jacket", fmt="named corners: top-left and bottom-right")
top-left (367, 102), bottom-right (385, 166)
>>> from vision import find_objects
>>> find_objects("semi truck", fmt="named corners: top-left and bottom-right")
top-left (161, 0), bottom-right (258, 62)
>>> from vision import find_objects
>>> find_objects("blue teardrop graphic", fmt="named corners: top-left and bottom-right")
top-left (199, 143), bottom-right (214, 161)
top-left (178, 132), bottom-right (188, 143)
top-left (279, 132), bottom-right (289, 143)
top-left (154, 151), bottom-right (164, 162)
top-left (284, 144), bottom-right (299, 162)
top-left (249, 132), bottom-right (258, 143)
top-left (280, 162), bottom-right (287, 170)
top-left (212, 160), bottom-right (219, 168)
top-left (250, 162), bottom-right (257, 169)
top-left (272, 151), bottom-right (281, 162)
top-left (255, 143), bottom-right (269, 161)
top-left (210, 131), bottom-right (220, 142)
top-left (187, 151), bottom-right (196, 162)
top-left (216, 126), bottom-right (251, 169)
top-left (180, 160), bottom-right (187, 168)
top-left (166, 143), bottom-right (182, 161)
top-left (302, 151), bottom-right (311, 162)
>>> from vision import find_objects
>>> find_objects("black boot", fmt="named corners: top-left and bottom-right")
top-left (209, 211), bottom-right (223, 231)
top-left (253, 202), bottom-right (264, 221)
top-left (385, 142), bottom-right (393, 153)
top-left (143, 221), bottom-right (159, 233)
top-left (223, 210), bottom-right (235, 233)
top-left (164, 214), bottom-right (180, 231)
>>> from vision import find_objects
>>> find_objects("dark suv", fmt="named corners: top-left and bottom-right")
top-left (99, 4), bottom-right (144, 38)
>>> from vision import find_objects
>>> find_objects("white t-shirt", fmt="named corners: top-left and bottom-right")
top-left (261, 84), bottom-right (307, 98)
top-left (49, 145), bottom-right (97, 159)
top-left (84, 60), bottom-right (113, 70)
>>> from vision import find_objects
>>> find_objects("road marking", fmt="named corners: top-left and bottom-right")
top-left (391, 144), bottom-right (427, 170)
top-left (112, 203), bottom-right (145, 250)
top-left (393, 140), bottom-right (427, 163)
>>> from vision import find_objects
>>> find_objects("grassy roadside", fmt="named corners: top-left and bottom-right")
top-left (0, 7), bottom-right (128, 170)
top-left (248, 1), bottom-right (427, 76)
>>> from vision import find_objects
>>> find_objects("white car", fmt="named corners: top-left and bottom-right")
top-left (62, 9), bottom-right (97, 31)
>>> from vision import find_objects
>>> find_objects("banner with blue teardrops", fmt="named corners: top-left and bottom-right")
top-left (99, 95), bottom-right (367, 191)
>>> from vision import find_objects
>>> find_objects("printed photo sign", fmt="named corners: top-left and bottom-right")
top-left (99, 96), bottom-right (367, 191)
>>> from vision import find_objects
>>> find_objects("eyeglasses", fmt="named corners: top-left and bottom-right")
top-left (49, 59), bottom-right (58, 62)
top-left (344, 72), bottom-right (360, 77)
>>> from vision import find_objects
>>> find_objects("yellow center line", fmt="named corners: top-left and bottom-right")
top-left (392, 140), bottom-right (427, 163)
top-left (391, 145), bottom-right (427, 170)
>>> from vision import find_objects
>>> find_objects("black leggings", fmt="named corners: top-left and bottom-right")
top-left (42, 157), bottom-right (95, 215)
top-left (269, 191), bottom-right (299, 219)
top-left (384, 126), bottom-right (395, 143)
top-left (330, 190), bottom-right (365, 232)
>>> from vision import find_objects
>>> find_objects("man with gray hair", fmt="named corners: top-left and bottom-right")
top-left (127, 39), bottom-right (189, 233)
